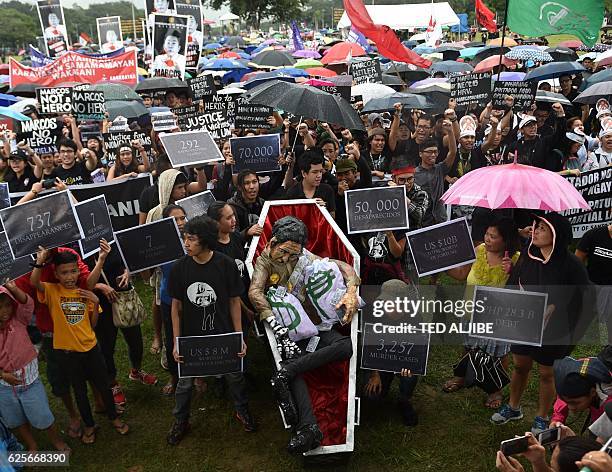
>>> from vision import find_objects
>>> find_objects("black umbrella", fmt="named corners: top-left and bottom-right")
top-left (574, 82), bottom-right (612, 104)
top-left (8, 83), bottom-right (37, 97)
top-left (226, 36), bottom-right (246, 47)
top-left (436, 47), bottom-right (461, 61)
top-left (251, 50), bottom-right (296, 67)
top-left (474, 46), bottom-right (510, 63)
top-left (135, 77), bottom-right (188, 93)
top-left (362, 92), bottom-right (435, 113)
top-left (89, 83), bottom-right (142, 101)
top-left (247, 80), bottom-right (364, 130)
top-left (464, 42), bottom-right (485, 48)
top-left (381, 74), bottom-right (404, 86)
top-left (545, 46), bottom-right (578, 62)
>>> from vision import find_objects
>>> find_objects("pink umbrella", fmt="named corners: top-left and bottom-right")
top-left (441, 162), bottom-right (589, 211)
top-left (558, 40), bottom-right (583, 49)
top-left (305, 67), bottom-right (337, 78)
top-left (292, 49), bottom-right (322, 59)
top-left (473, 54), bottom-right (518, 73)
top-left (303, 78), bottom-right (334, 86)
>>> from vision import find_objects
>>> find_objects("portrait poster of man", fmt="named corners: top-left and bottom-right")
top-left (151, 14), bottom-right (188, 80)
top-left (175, 0), bottom-right (203, 71)
top-left (37, 0), bottom-right (69, 57)
top-left (97, 16), bottom-right (123, 53)
top-left (146, 0), bottom-right (176, 26)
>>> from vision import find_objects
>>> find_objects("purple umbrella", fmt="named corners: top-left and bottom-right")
top-left (492, 71), bottom-right (526, 81)
top-left (410, 77), bottom-right (449, 88)
top-left (292, 49), bottom-right (322, 59)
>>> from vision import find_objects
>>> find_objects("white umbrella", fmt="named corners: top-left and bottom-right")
top-left (217, 86), bottom-right (245, 95)
top-left (218, 12), bottom-right (240, 22)
top-left (351, 83), bottom-right (396, 104)
top-left (595, 48), bottom-right (612, 67)
top-left (409, 33), bottom-right (427, 42)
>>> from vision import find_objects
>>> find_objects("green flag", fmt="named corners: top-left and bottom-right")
top-left (506, 0), bottom-right (604, 46)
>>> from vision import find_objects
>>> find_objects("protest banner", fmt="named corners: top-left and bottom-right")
top-left (230, 134), bottom-right (281, 173)
top-left (361, 323), bottom-right (430, 375)
top-left (151, 14), bottom-right (189, 80)
top-left (74, 195), bottom-right (115, 259)
top-left (176, 191), bottom-right (216, 220)
top-left (102, 130), bottom-right (152, 166)
top-left (115, 217), bottom-right (185, 273)
top-left (450, 73), bottom-right (492, 107)
top-left (9, 50), bottom-right (139, 88)
top-left (188, 75), bottom-right (216, 100)
top-left (0, 119), bottom-right (13, 133)
top-left (151, 111), bottom-right (178, 131)
top-left (344, 186), bottom-right (409, 234)
top-left (97, 16), bottom-right (123, 53)
top-left (0, 183), bottom-right (10, 211)
top-left (406, 217), bottom-right (476, 277)
top-left (160, 130), bottom-right (224, 167)
top-left (37, 0), bottom-right (69, 57)
top-left (492, 81), bottom-right (538, 111)
top-left (470, 286), bottom-right (548, 347)
top-left (350, 58), bottom-right (383, 85)
top-left (234, 97), bottom-right (273, 129)
top-left (0, 190), bottom-right (84, 258)
top-left (36, 87), bottom-right (72, 115)
top-left (173, 103), bottom-right (232, 139)
top-left (175, 0), bottom-right (203, 70)
top-left (72, 87), bottom-right (106, 121)
top-left (17, 117), bottom-right (62, 154)
top-left (560, 167), bottom-right (612, 238)
top-left (0, 232), bottom-right (34, 284)
top-left (177, 332), bottom-right (243, 378)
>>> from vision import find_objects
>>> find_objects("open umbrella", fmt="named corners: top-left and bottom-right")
top-left (351, 82), bottom-right (396, 104)
top-left (413, 45), bottom-right (435, 55)
top-left (492, 71), bottom-right (526, 81)
top-left (381, 74), bottom-right (404, 86)
top-left (292, 50), bottom-right (321, 59)
top-left (487, 37), bottom-right (517, 47)
top-left (557, 40), bottom-right (583, 49)
top-left (8, 83), bottom-right (37, 97)
top-left (320, 42), bottom-right (366, 65)
top-left (275, 67), bottom-right (309, 78)
top-left (441, 161), bottom-right (589, 210)
top-left (202, 58), bottom-right (248, 70)
top-left (105, 101), bottom-right (148, 120)
top-left (242, 71), bottom-right (296, 90)
top-left (294, 58), bottom-right (324, 69)
top-left (473, 55), bottom-right (518, 73)
top-left (251, 50), bottom-right (296, 67)
top-left (525, 61), bottom-right (585, 81)
top-left (545, 46), bottom-right (578, 62)
top-left (362, 92), bottom-right (434, 113)
top-left (574, 82), bottom-right (612, 104)
top-left (135, 77), bottom-right (188, 93)
top-left (89, 83), bottom-right (142, 101)
top-left (535, 91), bottom-right (572, 106)
top-left (217, 51), bottom-right (241, 59)
top-left (247, 80), bottom-right (364, 129)
top-left (0, 93), bottom-right (20, 107)
top-left (579, 68), bottom-right (612, 90)
top-left (305, 67), bottom-right (337, 78)
top-left (0, 106), bottom-right (30, 121)
top-left (408, 81), bottom-right (450, 112)
top-left (594, 48), bottom-right (612, 67)
top-left (431, 60), bottom-right (474, 75)
top-left (505, 49), bottom-right (553, 62)
top-left (460, 47), bottom-right (485, 59)
top-left (225, 36), bottom-right (246, 47)
top-left (474, 46), bottom-right (511, 63)
top-left (204, 43), bottom-right (222, 50)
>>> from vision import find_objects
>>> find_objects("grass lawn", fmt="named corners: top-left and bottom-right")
top-left (27, 279), bottom-right (602, 472)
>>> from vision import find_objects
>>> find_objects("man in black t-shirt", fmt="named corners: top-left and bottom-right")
top-left (166, 216), bottom-right (256, 445)
top-left (576, 224), bottom-right (612, 342)
top-left (50, 138), bottom-right (97, 186)
top-left (286, 152), bottom-right (336, 216)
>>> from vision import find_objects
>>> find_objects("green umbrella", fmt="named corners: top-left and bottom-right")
top-left (294, 58), bottom-right (324, 69)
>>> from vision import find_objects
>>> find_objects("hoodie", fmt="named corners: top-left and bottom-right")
top-left (0, 287), bottom-right (35, 374)
top-left (146, 169), bottom-right (185, 223)
top-left (508, 212), bottom-right (595, 345)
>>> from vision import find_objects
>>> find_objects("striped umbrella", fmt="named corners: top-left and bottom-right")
top-left (505, 49), bottom-right (554, 62)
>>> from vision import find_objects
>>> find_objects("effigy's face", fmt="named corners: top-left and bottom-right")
top-left (269, 241), bottom-right (303, 264)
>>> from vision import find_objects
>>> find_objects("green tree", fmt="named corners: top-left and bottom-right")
top-left (206, 0), bottom-right (305, 28)
top-left (0, 8), bottom-right (38, 48)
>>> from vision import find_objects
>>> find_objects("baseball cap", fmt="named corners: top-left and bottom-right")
top-left (335, 159), bottom-right (357, 173)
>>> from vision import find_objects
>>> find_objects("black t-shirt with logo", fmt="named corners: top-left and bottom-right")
top-left (168, 252), bottom-right (244, 336)
top-left (50, 161), bottom-right (93, 185)
top-left (577, 226), bottom-right (612, 285)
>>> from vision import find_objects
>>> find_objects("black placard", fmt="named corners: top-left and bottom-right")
top-left (470, 286), bottom-right (548, 347)
top-left (209, 94), bottom-right (239, 123)
top-left (0, 183), bottom-right (10, 211)
top-left (177, 332), bottom-right (243, 377)
top-left (17, 118), bottom-right (62, 154)
top-left (0, 190), bottom-right (84, 258)
top-left (0, 231), bottom-right (34, 284)
top-left (406, 217), bottom-right (476, 277)
top-left (174, 104), bottom-right (232, 140)
top-left (450, 73), bottom-right (492, 107)
top-left (74, 195), bottom-right (115, 259)
top-left (361, 322), bottom-right (430, 375)
top-left (492, 81), bottom-right (538, 111)
top-left (36, 87), bottom-right (72, 115)
top-left (344, 186), bottom-right (409, 234)
top-left (114, 217), bottom-right (185, 273)
top-left (151, 111), bottom-right (177, 131)
top-left (102, 130), bottom-right (152, 166)
top-left (230, 134), bottom-right (281, 174)
top-left (160, 130), bottom-right (224, 168)
top-left (72, 87), bottom-right (106, 121)
top-left (350, 58), bottom-right (383, 85)
top-left (312, 84), bottom-right (351, 102)
top-left (176, 191), bottom-right (216, 220)
top-left (188, 75), bottom-right (216, 100)
top-left (234, 97), bottom-right (273, 129)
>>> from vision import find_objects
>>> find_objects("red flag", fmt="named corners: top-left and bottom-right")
top-left (343, 0), bottom-right (431, 68)
top-left (475, 0), bottom-right (497, 33)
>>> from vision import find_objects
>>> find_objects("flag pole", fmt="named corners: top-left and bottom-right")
top-left (492, 0), bottom-right (510, 92)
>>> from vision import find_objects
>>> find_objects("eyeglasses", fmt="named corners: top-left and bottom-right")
top-left (59, 149), bottom-right (75, 154)
top-left (416, 125), bottom-right (432, 131)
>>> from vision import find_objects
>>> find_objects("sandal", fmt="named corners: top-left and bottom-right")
top-left (442, 378), bottom-right (464, 393)
top-left (150, 339), bottom-right (162, 355)
top-left (66, 424), bottom-right (82, 439)
top-left (161, 383), bottom-right (176, 396)
top-left (81, 426), bottom-right (98, 445)
top-left (485, 392), bottom-right (504, 409)
top-left (113, 420), bottom-right (130, 435)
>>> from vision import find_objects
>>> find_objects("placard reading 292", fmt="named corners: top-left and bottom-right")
top-left (159, 130), bottom-right (224, 168)
top-left (345, 186), bottom-right (409, 234)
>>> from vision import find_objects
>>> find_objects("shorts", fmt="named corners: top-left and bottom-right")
top-left (510, 344), bottom-right (574, 367)
top-left (0, 378), bottom-right (55, 429)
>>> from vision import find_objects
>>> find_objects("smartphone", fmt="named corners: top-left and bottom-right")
top-left (500, 435), bottom-right (530, 456)
top-left (538, 427), bottom-right (561, 446)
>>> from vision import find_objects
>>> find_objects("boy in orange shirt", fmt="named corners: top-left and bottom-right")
top-left (31, 240), bottom-right (129, 444)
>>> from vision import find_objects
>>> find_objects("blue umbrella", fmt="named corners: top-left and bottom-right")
top-left (460, 46), bottom-right (484, 59)
top-left (0, 93), bottom-right (20, 107)
top-left (204, 43), bottom-right (222, 50)
top-left (492, 71), bottom-right (526, 81)
top-left (524, 61), bottom-right (586, 81)
top-left (275, 67), bottom-right (309, 78)
top-left (203, 58), bottom-right (249, 70)
top-left (242, 73), bottom-right (296, 90)
top-left (0, 106), bottom-right (30, 121)
top-left (414, 45), bottom-right (435, 54)
top-left (579, 68), bottom-right (612, 91)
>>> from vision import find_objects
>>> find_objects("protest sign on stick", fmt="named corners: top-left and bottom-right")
top-left (450, 73), bottom-right (492, 107)
top-left (74, 195), bottom-right (115, 259)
